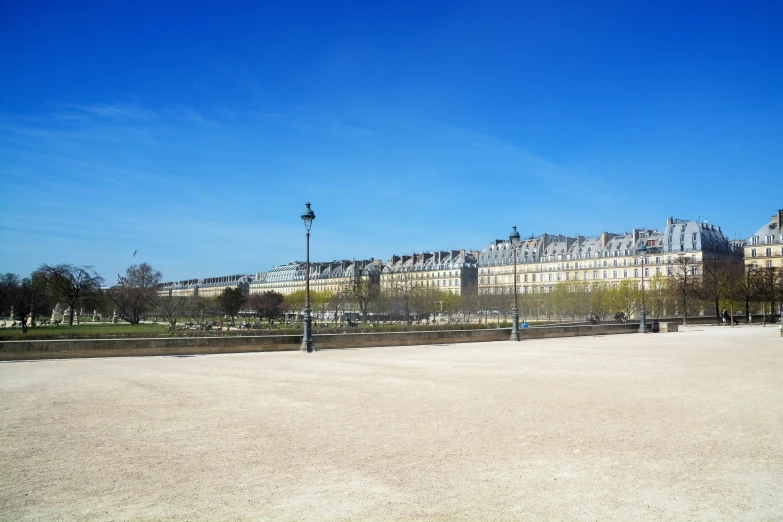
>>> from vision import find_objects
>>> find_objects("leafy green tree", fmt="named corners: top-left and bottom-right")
top-left (310, 290), bottom-right (333, 323)
top-left (645, 274), bottom-right (670, 318)
top-left (613, 280), bottom-right (640, 320)
top-left (248, 291), bottom-right (284, 323)
top-left (439, 291), bottom-right (462, 323)
top-left (551, 281), bottom-right (587, 321)
top-left (217, 287), bottom-right (247, 323)
top-left (283, 290), bottom-right (306, 320)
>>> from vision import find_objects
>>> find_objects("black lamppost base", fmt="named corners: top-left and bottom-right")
top-left (639, 306), bottom-right (648, 334)
top-left (509, 306), bottom-right (520, 341)
top-left (301, 307), bottom-right (315, 352)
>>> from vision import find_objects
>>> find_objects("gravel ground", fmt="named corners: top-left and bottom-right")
top-left (1, 325), bottom-right (781, 521)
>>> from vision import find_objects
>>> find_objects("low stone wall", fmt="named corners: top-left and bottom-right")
top-left (0, 323), bottom-right (646, 361)
top-left (519, 323), bottom-right (640, 339)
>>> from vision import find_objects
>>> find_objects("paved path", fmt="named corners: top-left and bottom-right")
top-left (1, 325), bottom-right (781, 521)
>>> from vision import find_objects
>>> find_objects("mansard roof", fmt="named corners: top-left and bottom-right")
top-left (750, 210), bottom-right (783, 243)
top-left (382, 250), bottom-right (477, 273)
top-left (477, 217), bottom-right (734, 267)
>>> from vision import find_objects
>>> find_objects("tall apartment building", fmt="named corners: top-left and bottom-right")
top-left (250, 259), bottom-right (381, 296)
top-left (477, 217), bottom-right (737, 295)
top-left (744, 210), bottom-right (783, 270)
top-left (381, 249), bottom-right (479, 296)
top-left (157, 274), bottom-right (252, 297)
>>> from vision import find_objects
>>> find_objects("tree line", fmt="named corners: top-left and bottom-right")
top-left (2, 258), bottom-right (781, 334)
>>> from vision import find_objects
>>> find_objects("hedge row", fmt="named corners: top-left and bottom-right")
top-left (0, 322), bottom-right (512, 341)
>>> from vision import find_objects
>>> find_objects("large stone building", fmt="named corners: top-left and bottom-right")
top-left (477, 218), bottom-right (737, 295)
top-left (157, 274), bottom-right (252, 298)
top-left (744, 210), bottom-right (783, 270)
top-left (250, 259), bottom-right (381, 296)
top-left (381, 249), bottom-right (479, 296)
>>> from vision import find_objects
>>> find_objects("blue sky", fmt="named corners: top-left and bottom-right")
top-left (1, 0), bottom-right (781, 283)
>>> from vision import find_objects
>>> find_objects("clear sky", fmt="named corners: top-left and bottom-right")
top-left (1, 0), bottom-right (781, 283)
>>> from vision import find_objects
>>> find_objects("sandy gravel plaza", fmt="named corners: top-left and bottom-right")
top-left (1, 324), bottom-right (781, 521)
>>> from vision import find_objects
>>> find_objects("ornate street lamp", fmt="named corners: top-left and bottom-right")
top-left (637, 241), bottom-right (648, 333)
top-left (300, 202), bottom-right (316, 352)
top-left (509, 225), bottom-right (521, 341)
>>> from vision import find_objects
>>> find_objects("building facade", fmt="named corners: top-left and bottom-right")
top-left (477, 217), bottom-right (737, 295)
top-left (380, 249), bottom-right (479, 296)
top-left (744, 210), bottom-right (783, 270)
top-left (157, 274), bottom-right (252, 298)
top-left (250, 259), bottom-right (381, 296)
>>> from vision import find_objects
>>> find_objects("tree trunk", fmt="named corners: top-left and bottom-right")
top-left (714, 297), bottom-right (720, 325)
top-left (68, 307), bottom-right (75, 326)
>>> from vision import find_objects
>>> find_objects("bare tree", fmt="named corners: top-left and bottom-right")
top-left (739, 264), bottom-right (760, 321)
top-left (184, 295), bottom-right (217, 327)
top-left (718, 261), bottom-right (746, 326)
top-left (668, 255), bottom-right (699, 325)
top-left (385, 271), bottom-right (421, 323)
top-left (700, 257), bottom-right (743, 324)
top-left (411, 288), bottom-right (443, 324)
top-left (154, 294), bottom-right (188, 331)
top-left (37, 264), bottom-right (103, 326)
top-left (342, 271), bottom-right (380, 323)
top-left (106, 263), bottom-right (162, 325)
top-left (755, 267), bottom-right (783, 324)
top-left (0, 273), bottom-right (41, 333)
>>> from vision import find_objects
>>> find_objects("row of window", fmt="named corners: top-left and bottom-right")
top-left (749, 247), bottom-right (783, 257)
top-left (750, 235), bottom-right (782, 245)
top-left (480, 256), bottom-right (693, 275)
top-left (479, 265), bottom-right (699, 285)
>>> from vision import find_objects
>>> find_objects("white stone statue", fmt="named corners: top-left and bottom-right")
top-left (51, 303), bottom-right (64, 323)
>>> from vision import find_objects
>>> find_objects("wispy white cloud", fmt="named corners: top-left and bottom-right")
top-left (50, 102), bottom-right (159, 122)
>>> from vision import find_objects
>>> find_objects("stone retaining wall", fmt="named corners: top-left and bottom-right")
top-left (0, 323), bottom-right (644, 361)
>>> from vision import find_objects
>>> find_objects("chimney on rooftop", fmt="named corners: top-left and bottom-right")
top-left (600, 232), bottom-right (612, 249)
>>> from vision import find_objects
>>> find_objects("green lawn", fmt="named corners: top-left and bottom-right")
top-left (0, 323), bottom-right (170, 340)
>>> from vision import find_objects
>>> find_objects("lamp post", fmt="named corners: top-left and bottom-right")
top-left (300, 202), bottom-right (316, 352)
top-left (637, 241), bottom-right (648, 333)
top-left (509, 225), bottom-right (521, 341)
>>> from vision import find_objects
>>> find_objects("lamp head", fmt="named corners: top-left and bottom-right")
top-left (301, 202), bottom-right (315, 231)
top-left (637, 241), bottom-right (647, 254)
